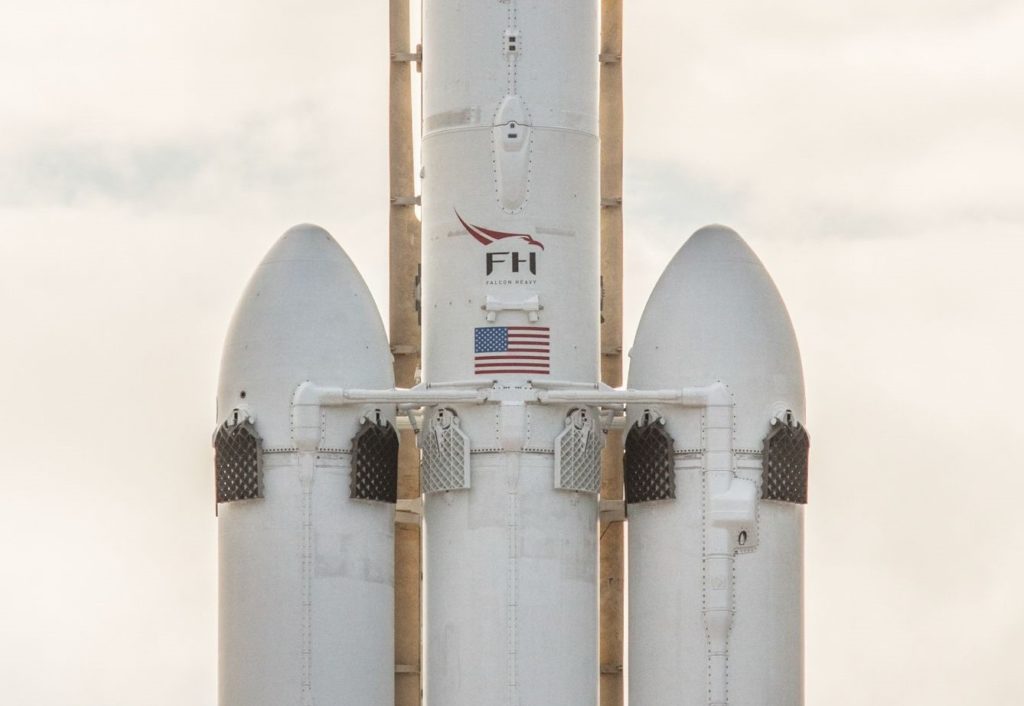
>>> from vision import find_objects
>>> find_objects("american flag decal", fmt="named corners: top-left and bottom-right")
top-left (474, 326), bottom-right (551, 375)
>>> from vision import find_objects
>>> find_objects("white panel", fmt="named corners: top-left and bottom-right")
top-left (422, 0), bottom-right (508, 125)
top-left (219, 455), bottom-right (305, 705)
top-left (628, 226), bottom-right (806, 705)
top-left (423, 0), bottom-right (597, 134)
top-left (310, 457), bottom-right (395, 703)
top-left (421, 2), bottom-right (600, 702)
top-left (728, 503), bottom-right (804, 706)
top-left (219, 454), bottom-right (394, 705)
top-left (424, 453), bottom-right (598, 705)
top-left (218, 225), bottom-right (395, 448)
top-left (421, 127), bottom-right (599, 385)
top-left (515, 0), bottom-right (599, 132)
top-left (628, 226), bottom-right (805, 445)
top-left (217, 226), bottom-right (395, 705)
top-left (627, 460), bottom-right (706, 705)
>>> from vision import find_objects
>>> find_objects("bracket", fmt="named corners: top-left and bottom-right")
top-left (391, 44), bottom-right (423, 72)
top-left (391, 195), bottom-right (421, 207)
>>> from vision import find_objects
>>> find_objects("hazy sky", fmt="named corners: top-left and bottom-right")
top-left (1, 1), bottom-right (1022, 704)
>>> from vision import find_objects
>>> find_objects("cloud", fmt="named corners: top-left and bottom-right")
top-left (0, 100), bottom-right (383, 213)
top-left (625, 1), bottom-right (1024, 239)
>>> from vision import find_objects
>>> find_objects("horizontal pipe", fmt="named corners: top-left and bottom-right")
top-left (344, 388), bottom-right (486, 404)
top-left (537, 383), bottom-right (728, 407)
top-left (292, 382), bottom-right (731, 410)
top-left (293, 382), bottom-right (488, 407)
top-left (530, 380), bottom-right (602, 390)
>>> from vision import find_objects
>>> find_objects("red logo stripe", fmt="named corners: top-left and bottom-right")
top-left (455, 211), bottom-right (545, 250)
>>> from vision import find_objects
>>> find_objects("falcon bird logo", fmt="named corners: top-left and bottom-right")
top-left (456, 210), bottom-right (545, 250)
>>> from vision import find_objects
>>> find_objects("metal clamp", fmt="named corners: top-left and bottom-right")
top-left (391, 44), bottom-right (422, 70)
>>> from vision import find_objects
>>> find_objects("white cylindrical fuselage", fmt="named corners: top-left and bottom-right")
top-left (217, 227), bottom-right (396, 706)
top-left (420, 1), bottom-right (600, 704)
top-left (627, 227), bottom-right (806, 706)
top-left (421, 0), bottom-right (600, 382)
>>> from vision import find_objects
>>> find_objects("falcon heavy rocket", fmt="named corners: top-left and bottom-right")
top-left (211, 2), bottom-right (810, 705)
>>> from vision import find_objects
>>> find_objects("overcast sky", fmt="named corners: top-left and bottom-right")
top-left (1, 1), bottom-right (1022, 704)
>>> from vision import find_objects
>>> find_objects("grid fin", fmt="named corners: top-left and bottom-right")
top-left (554, 408), bottom-right (604, 494)
top-left (624, 413), bottom-right (675, 504)
top-left (762, 418), bottom-right (810, 504)
top-left (214, 417), bottom-right (263, 504)
top-left (351, 418), bottom-right (400, 503)
top-left (420, 408), bottom-right (471, 493)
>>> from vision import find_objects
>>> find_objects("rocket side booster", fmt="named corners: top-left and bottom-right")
top-left (215, 225), bottom-right (397, 706)
top-left (420, 1), bottom-right (601, 704)
top-left (626, 226), bottom-right (808, 706)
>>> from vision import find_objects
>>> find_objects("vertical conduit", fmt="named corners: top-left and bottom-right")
top-left (300, 455), bottom-right (315, 706)
top-left (507, 485), bottom-right (519, 705)
top-left (702, 392), bottom-right (737, 706)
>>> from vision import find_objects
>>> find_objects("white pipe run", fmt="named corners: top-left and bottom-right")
top-left (702, 394), bottom-right (758, 706)
top-left (536, 385), bottom-right (726, 407)
top-left (292, 380), bottom-right (724, 410)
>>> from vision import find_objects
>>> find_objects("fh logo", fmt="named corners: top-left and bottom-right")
top-left (486, 251), bottom-right (537, 276)
top-left (455, 209), bottom-right (543, 281)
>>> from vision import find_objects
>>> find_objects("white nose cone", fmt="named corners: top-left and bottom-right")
top-left (627, 225), bottom-right (807, 706)
top-left (218, 223), bottom-right (394, 443)
top-left (216, 224), bottom-right (396, 706)
top-left (629, 224), bottom-right (804, 440)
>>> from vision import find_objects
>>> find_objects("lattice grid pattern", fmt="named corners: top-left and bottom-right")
top-left (624, 415), bottom-right (675, 504)
top-left (214, 418), bottom-right (262, 503)
top-left (351, 419), bottom-right (399, 503)
top-left (554, 409), bottom-right (604, 493)
top-left (420, 408), bottom-right (471, 493)
top-left (762, 420), bottom-right (810, 504)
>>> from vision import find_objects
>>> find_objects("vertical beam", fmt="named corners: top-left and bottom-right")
top-left (389, 1), bottom-right (422, 705)
top-left (599, 0), bottom-right (625, 705)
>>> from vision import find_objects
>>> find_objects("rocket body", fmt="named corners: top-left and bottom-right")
top-left (213, 4), bottom-right (811, 704)
top-left (626, 227), bottom-right (807, 706)
top-left (420, 0), bottom-right (600, 384)
top-left (420, 1), bottom-right (601, 704)
top-left (215, 227), bottom-right (396, 705)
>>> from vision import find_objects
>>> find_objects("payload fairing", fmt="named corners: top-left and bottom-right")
top-left (212, 1), bottom-right (809, 705)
